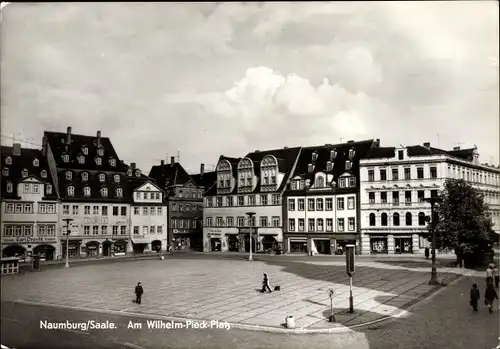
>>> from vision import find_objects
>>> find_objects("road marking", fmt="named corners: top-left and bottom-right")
top-left (118, 342), bottom-right (147, 349)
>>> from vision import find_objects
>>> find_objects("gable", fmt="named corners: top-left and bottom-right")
top-left (135, 180), bottom-right (161, 192)
top-left (20, 176), bottom-right (43, 184)
top-left (183, 181), bottom-right (197, 189)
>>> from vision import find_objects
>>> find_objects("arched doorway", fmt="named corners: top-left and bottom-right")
top-left (33, 245), bottom-right (55, 261)
top-left (151, 240), bottom-right (162, 252)
top-left (102, 241), bottom-right (112, 257)
top-left (2, 245), bottom-right (26, 259)
top-left (85, 241), bottom-right (100, 257)
top-left (211, 238), bottom-right (221, 252)
top-left (244, 235), bottom-right (257, 253)
top-left (228, 235), bottom-right (239, 252)
top-left (262, 236), bottom-right (277, 252)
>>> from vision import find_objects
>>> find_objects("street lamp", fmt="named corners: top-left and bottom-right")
top-left (62, 218), bottom-right (74, 268)
top-left (423, 197), bottom-right (442, 285)
top-left (246, 212), bottom-right (256, 261)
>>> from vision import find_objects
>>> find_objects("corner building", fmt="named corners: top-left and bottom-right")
top-left (360, 142), bottom-right (500, 255)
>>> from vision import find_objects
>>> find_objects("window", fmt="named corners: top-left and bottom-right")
top-left (298, 218), bottom-right (305, 232)
top-left (15, 204), bottom-right (22, 213)
top-left (121, 226), bottom-right (127, 235)
top-left (324, 218), bottom-right (332, 232)
top-left (430, 167), bottom-right (437, 179)
top-left (260, 195), bottom-right (268, 205)
top-left (347, 197), bottom-right (355, 210)
top-left (41, 170), bottom-right (47, 178)
top-left (237, 196), bottom-right (244, 206)
top-left (23, 183), bottom-right (30, 193)
top-left (235, 216), bottom-right (243, 227)
top-left (38, 203), bottom-right (47, 214)
top-left (417, 167), bottom-right (424, 179)
top-left (223, 217), bottom-right (232, 227)
top-left (216, 217), bottom-right (223, 227)
top-left (6, 181), bottom-right (13, 193)
top-left (63, 205), bottom-right (70, 215)
top-left (121, 207), bottom-right (127, 216)
top-left (317, 218), bottom-right (324, 231)
top-left (406, 212), bottom-right (412, 226)
top-left (308, 198), bottom-right (315, 211)
top-left (5, 203), bottom-right (14, 213)
top-left (113, 226), bottom-right (118, 235)
top-left (369, 213), bottom-right (376, 226)
top-left (82, 147), bottom-right (88, 155)
top-left (431, 190), bottom-right (438, 198)
top-left (157, 226), bottom-right (163, 234)
top-left (143, 207), bottom-right (149, 215)
top-left (24, 204), bottom-right (33, 214)
top-left (345, 161), bottom-right (352, 170)
top-left (80, 172), bottom-right (88, 181)
top-left (392, 191), bottom-right (399, 204)
top-left (330, 149), bottom-right (337, 159)
top-left (63, 155), bottom-right (69, 163)
top-left (78, 156), bottom-right (85, 164)
top-left (272, 216), bottom-right (280, 227)
top-left (5, 156), bottom-right (12, 165)
top-left (110, 159), bottom-right (116, 167)
top-left (291, 181), bottom-right (297, 190)
top-left (33, 184), bottom-right (40, 194)
top-left (349, 177), bottom-right (355, 187)
top-left (405, 191), bottom-right (411, 204)
top-left (260, 216), bottom-right (268, 227)
top-left (67, 186), bottom-right (75, 196)
top-left (206, 217), bottom-right (213, 226)
top-left (101, 187), bottom-right (108, 197)
top-left (135, 170), bottom-right (141, 178)
top-left (316, 198), bottom-right (324, 211)
top-left (288, 199), bottom-right (295, 211)
top-left (248, 195), bottom-right (256, 205)
top-left (98, 173), bottom-right (105, 182)
top-left (418, 190), bottom-right (424, 202)
top-left (157, 207), bottom-right (162, 215)
top-left (114, 175), bottom-right (120, 183)
top-left (288, 219), bottom-right (295, 231)
top-left (95, 158), bottom-right (102, 166)
top-left (398, 150), bottom-right (404, 160)
top-left (127, 169), bottom-right (133, 176)
top-left (380, 191), bottom-right (387, 204)
top-left (134, 207), bottom-right (139, 215)
top-left (297, 198), bottom-right (305, 211)
top-left (113, 206), bottom-right (119, 216)
top-left (418, 212), bottom-right (426, 226)
top-left (380, 169), bottom-right (387, 181)
top-left (393, 213), bottom-right (400, 226)
top-left (368, 170), bottom-right (375, 182)
top-left (316, 177), bottom-right (325, 188)
top-left (326, 161), bottom-right (333, 171)
top-left (381, 213), bottom-right (388, 226)
top-left (93, 206), bottom-right (99, 215)
top-left (272, 195), bottom-right (280, 205)
top-left (2, 168), bottom-right (8, 176)
top-left (337, 218), bottom-right (345, 231)
top-left (308, 218), bottom-right (315, 231)
top-left (93, 226), bottom-right (99, 235)
top-left (368, 192), bottom-right (375, 204)
top-left (116, 188), bottom-right (123, 198)
top-left (66, 171), bottom-right (72, 180)
top-left (404, 168), bottom-right (411, 180)
top-left (226, 196), bottom-right (233, 206)
top-left (348, 217), bottom-right (355, 231)
top-left (308, 164), bottom-right (314, 173)
top-left (84, 226), bottom-right (90, 235)
top-left (216, 197), bottom-right (222, 207)
top-left (85, 205), bottom-right (91, 215)
top-left (83, 186), bottom-right (90, 197)
top-left (337, 198), bottom-right (344, 210)
top-left (133, 226), bottom-right (139, 235)
top-left (70, 205), bottom-right (77, 215)
top-left (392, 168), bottom-right (399, 180)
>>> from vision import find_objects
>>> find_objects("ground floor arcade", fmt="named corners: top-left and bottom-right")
top-left (361, 231), bottom-right (430, 254)
top-left (283, 233), bottom-right (360, 255)
top-left (1, 242), bottom-right (59, 261)
top-left (203, 227), bottom-right (282, 253)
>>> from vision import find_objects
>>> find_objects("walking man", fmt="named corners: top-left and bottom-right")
top-left (135, 282), bottom-right (144, 304)
top-left (261, 273), bottom-right (272, 293)
top-left (487, 264), bottom-right (494, 286)
top-left (485, 283), bottom-right (498, 313)
top-left (494, 264), bottom-right (499, 289)
top-left (470, 283), bottom-right (480, 311)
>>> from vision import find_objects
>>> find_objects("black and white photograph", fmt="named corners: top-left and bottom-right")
top-left (0, 1), bottom-right (499, 349)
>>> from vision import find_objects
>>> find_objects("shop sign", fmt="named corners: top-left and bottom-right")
top-left (207, 228), bottom-right (222, 233)
top-left (2, 236), bottom-right (57, 243)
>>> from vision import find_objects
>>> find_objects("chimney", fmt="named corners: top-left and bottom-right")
top-left (161, 160), bottom-right (165, 167)
top-left (453, 146), bottom-right (460, 151)
top-left (254, 150), bottom-right (260, 153)
top-left (42, 136), bottom-right (48, 156)
top-left (12, 143), bottom-right (21, 156)
top-left (347, 140), bottom-right (354, 143)
top-left (284, 146), bottom-right (289, 149)
top-left (375, 139), bottom-right (380, 147)
top-left (200, 163), bottom-right (205, 176)
top-left (423, 142), bottom-right (431, 148)
top-left (96, 130), bottom-right (101, 147)
top-left (131, 162), bottom-right (136, 169)
top-left (171, 156), bottom-right (175, 165)
top-left (66, 126), bottom-right (72, 144)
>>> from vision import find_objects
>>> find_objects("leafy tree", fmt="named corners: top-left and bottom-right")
top-left (428, 179), bottom-right (495, 257)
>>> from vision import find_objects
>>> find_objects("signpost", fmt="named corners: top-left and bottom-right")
top-left (345, 244), bottom-right (355, 314)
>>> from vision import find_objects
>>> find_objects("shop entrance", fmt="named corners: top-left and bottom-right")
top-left (102, 241), bottom-right (112, 256)
top-left (33, 245), bottom-right (55, 260)
top-left (211, 238), bottom-right (221, 252)
top-left (289, 240), bottom-right (308, 253)
top-left (228, 235), bottom-right (239, 252)
top-left (244, 235), bottom-right (257, 253)
top-left (262, 236), bottom-right (277, 252)
top-left (370, 236), bottom-right (388, 254)
top-left (394, 237), bottom-right (413, 254)
top-left (2, 245), bottom-right (27, 260)
top-left (314, 240), bottom-right (331, 254)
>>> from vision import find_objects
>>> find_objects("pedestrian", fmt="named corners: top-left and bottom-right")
top-left (494, 265), bottom-right (499, 289)
top-left (424, 247), bottom-right (429, 260)
top-left (484, 283), bottom-right (498, 313)
top-left (486, 264), bottom-right (494, 286)
top-left (470, 283), bottom-right (480, 311)
top-left (135, 282), bottom-right (144, 304)
top-left (260, 273), bottom-right (272, 293)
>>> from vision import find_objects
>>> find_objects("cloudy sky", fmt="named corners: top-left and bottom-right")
top-left (1, 2), bottom-right (498, 173)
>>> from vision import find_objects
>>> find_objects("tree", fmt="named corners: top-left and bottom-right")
top-left (429, 179), bottom-right (495, 258)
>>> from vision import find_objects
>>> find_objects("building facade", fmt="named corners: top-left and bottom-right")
top-left (148, 158), bottom-right (204, 250)
top-left (283, 140), bottom-right (377, 255)
top-left (203, 147), bottom-right (302, 253)
top-left (1, 144), bottom-right (59, 260)
top-left (127, 163), bottom-right (168, 253)
top-left (360, 143), bottom-right (500, 255)
top-left (45, 127), bottom-right (132, 258)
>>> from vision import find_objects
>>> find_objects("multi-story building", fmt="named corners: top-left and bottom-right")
top-left (126, 163), bottom-right (168, 253)
top-left (360, 142), bottom-right (500, 255)
top-left (148, 157), bottom-right (204, 250)
top-left (1, 144), bottom-right (59, 260)
top-left (44, 127), bottom-right (132, 258)
top-left (283, 140), bottom-right (378, 255)
top-left (203, 147), bottom-right (302, 253)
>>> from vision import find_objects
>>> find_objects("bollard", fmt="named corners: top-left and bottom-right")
top-left (285, 315), bottom-right (295, 329)
top-left (329, 288), bottom-right (335, 322)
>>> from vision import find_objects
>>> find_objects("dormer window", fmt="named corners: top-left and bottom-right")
top-left (33, 159), bottom-right (39, 167)
top-left (97, 148), bottom-right (104, 156)
top-left (65, 171), bottom-right (72, 180)
top-left (326, 161), bottom-right (333, 171)
top-left (62, 155), bottom-right (69, 163)
top-left (349, 148), bottom-right (355, 159)
top-left (78, 156), bottom-right (85, 164)
top-left (83, 186), bottom-right (91, 197)
top-left (101, 187), bottom-right (108, 197)
top-left (345, 160), bottom-right (352, 170)
top-left (82, 172), bottom-right (88, 181)
top-left (95, 157), bottom-right (102, 166)
top-left (99, 173), bottom-right (106, 182)
top-left (312, 152), bottom-right (318, 162)
top-left (67, 186), bottom-right (75, 197)
top-left (21, 169), bottom-right (28, 177)
top-left (116, 188), bottom-right (123, 198)
top-left (46, 184), bottom-right (52, 194)
top-left (135, 170), bottom-right (141, 177)
top-left (41, 170), bottom-right (47, 178)
top-left (110, 159), bottom-right (116, 167)
top-left (330, 150), bottom-right (337, 160)
top-left (114, 174), bottom-right (120, 183)
top-left (6, 181), bottom-right (13, 193)
top-left (2, 168), bottom-right (8, 176)
top-left (5, 156), bottom-right (12, 165)
top-left (127, 169), bottom-right (132, 176)
top-left (316, 176), bottom-right (325, 188)
top-left (82, 147), bottom-right (88, 155)
top-left (308, 163), bottom-right (314, 173)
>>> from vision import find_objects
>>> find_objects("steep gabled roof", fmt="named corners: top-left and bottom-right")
top-left (191, 171), bottom-right (217, 192)
top-left (148, 162), bottom-right (197, 190)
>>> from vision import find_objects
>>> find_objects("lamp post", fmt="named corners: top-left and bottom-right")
top-left (62, 218), bottom-right (74, 268)
top-left (246, 212), bottom-right (256, 261)
top-left (423, 197), bottom-right (442, 285)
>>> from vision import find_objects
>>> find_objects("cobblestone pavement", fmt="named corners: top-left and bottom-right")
top-left (1, 255), bottom-right (463, 330)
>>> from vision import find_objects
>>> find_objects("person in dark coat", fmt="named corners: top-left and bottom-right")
top-left (135, 282), bottom-right (144, 304)
top-left (494, 265), bottom-right (499, 289)
top-left (470, 283), bottom-right (480, 311)
top-left (484, 283), bottom-right (498, 313)
top-left (424, 247), bottom-right (430, 260)
top-left (260, 273), bottom-right (272, 293)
